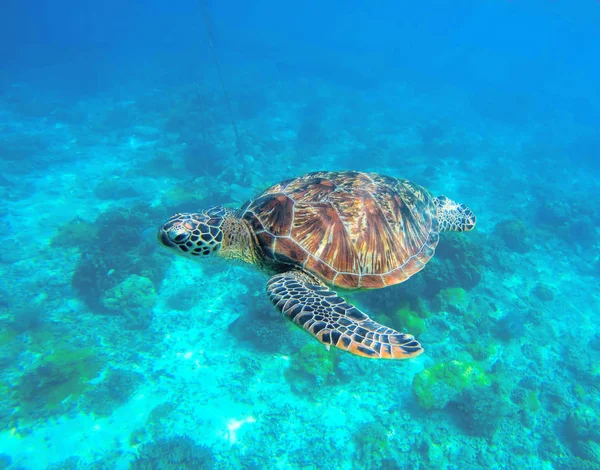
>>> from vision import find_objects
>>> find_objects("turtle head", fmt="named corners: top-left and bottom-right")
top-left (434, 196), bottom-right (477, 233)
top-left (158, 207), bottom-right (226, 259)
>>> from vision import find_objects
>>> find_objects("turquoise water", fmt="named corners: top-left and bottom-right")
top-left (1, 1), bottom-right (599, 469)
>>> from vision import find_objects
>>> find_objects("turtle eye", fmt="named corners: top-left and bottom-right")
top-left (172, 232), bottom-right (190, 243)
top-left (205, 206), bottom-right (226, 218)
top-left (168, 226), bottom-right (190, 244)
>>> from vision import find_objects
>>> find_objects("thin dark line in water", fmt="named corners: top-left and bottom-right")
top-left (199, 0), bottom-right (242, 156)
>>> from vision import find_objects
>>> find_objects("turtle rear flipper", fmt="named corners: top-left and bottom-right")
top-left (267, 271), bottom-right (423, 359)
top-left (434, 196), bottom-right (477, 232)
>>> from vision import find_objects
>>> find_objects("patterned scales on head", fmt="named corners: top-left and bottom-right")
top-left (241, 171), bottom-right (439, 289)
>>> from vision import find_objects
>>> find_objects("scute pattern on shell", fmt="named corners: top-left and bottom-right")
top-left (241, 171), bottom-right (439, 288)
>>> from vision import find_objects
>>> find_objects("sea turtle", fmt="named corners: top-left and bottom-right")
top-left (158, 171), bottom-right (476, 359)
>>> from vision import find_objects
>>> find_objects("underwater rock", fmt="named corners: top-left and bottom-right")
top-left (0, 238), bottom-right (31, 264)
top-left (418, 122), bottom-right (445, 146)
top-left (0, 132), bottom-right (46, 163)
top-left (569, 216), bottom-right (597, 249)
top-left (295, 119), bottom-right (329, 154)
top-left (95, 204), bottom-right (167, 254)
top-left (183, 139), bottom-right (224, 174)
top-left (47, 456), bottom-right (80, 470)
top-left (0, 454), bottom-right (11, 469)
top-left (353, 421), bottom-right (390, 465)
top-left (422, 165), bottom-right (437, 179)
top-left (510, 387), bottom-right (527, 405)
top-left (563, 456), bottom-right (600, 470)
top-left (492, 310), bottom-right (527, 341)
top-left (431, 233), bottom-right (483, 291)
top-left (146, 402), bottom-right (176, 431)
top-left (412, 359), bottom-right (491, 410)
top-left (387, 303), bottom-right (427, 336)
top-left (137, 150), bottom-right (180, 178)
top-left (536, 198), bottom-right (597, 248)
top-left (71, 204), bottom-right (168, 313)
top-left (420, 260), bottom-right (455, 297)
top-left (464, 340), bottom-right (497, 362)
top-left (51, 217), bottom-right (99, 250)
top-left (589, 334), bottom-right (600, 352)
top-left (423, 440), bottom-right (446, 468)
top-left (532, 283), bottom-right (555, 302)
top-left (182, 136), bottom-right (231, 178)
top-left (450, 386), bottom-right (509, 437)
top-left (161, 185), bottom-right (208, 215)
top-left (435, 287), bottom-right (470, 314)
top-left (239, 356), bottom-right (263, 376)
top-left (564, 407), bottom-right (600, 443)
top-left (163, 112), bottom-right (192, 134)
top-left (16, 347), bottom-right (104, 422)
top-left (9, 303), bottom-right (46, 333)
top-left (228, 298), bottom-right (289, 354)
top-left (72, 251), bottom-right (118, 312)
top-left (384, 259), bottom-right (453, 303)
top-left (83, 367), bottom-right (145, 417)
top-left (518, 375), bottom-right (540, 390)
top-left (102, 274), bottom-right (157, 329)
top-left (538, 433), bottom-right (567, 464)
top-left (284, 343), bottom-right (338, 395)
top-left (494, 219), bottom-right (531, 253)
top-left (131, 435), bottom-right (215, 470)
top-left (537, 200), bottom-right (572, 226)
top-left (94, 176), bottom-right (140, 200)
top-left (418, 122), bottom-right (464, 158)
top-left (165, 285), bottom-right (203, 311)
top-left (574, 440), bottom-right (600, 466)
top-left (130, 428), bottom-right (149, 448)
top-left (234, 89), bottom-right (268, 120)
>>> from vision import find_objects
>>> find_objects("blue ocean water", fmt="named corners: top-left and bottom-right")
top-left (1, 0), bottom-right (599, 468)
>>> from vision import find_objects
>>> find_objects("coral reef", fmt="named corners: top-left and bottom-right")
top-left (391, 235), bottom-right (483, 304)
top-left (15, 347), bottom-right (105, 423)
top-left (537, 200), bottom-right (572, 226)
top-left (228, 296), bottom-right (290, 354)
top-left (71, 204), bottom-right (168, 315)
top-left (296, 118), bottom-right (329, 155)
top-left (450, 386), bottom-right (510, 437)
top-left (532, 283), bottom-right (555, 302)
top-left (536, 199), bottom-right (598, 248)
top-left (165, 285), bottom-right (203, 311)
top-left (386, 302), bottom-right (427, 335)
top-left (494, 219), bottom-right (531, 253)
top-left (131, 436), bottom-right (215, 470)
top-left (102, 274), bottom-right (157, 329)
top-left (8, 303), bottom-right (46, 334)
top-left (51, 217), bottom-right (99, 249)
top-left (94, 176), bottom-right (140, 200)
top-left (435, 287), bottom-right (470, 313)
top-left (492, 310), bottom-right (528, 341)
top-left (284, 343), bottom-right (338, 394)
top-left (2, 25), bottom-right (598, 470)
top-left (83, 368), bottom-right (145, 417)
top-left (432, 232), bottom-right (483, 290)
top-left (353, 421), bottom-right (390, 467)
top-left (412, 359), bottom-right (491, 410)
top-left (71, 250), bottom-right (118, 311)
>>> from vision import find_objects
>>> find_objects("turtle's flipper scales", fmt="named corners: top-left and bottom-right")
top-left (267, 271), bottom-right (423, 359)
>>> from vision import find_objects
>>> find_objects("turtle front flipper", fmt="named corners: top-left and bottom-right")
top-left (434, 196), bottom-right (477, 232)
top-left (267, 271), bottom-right (423, 359)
